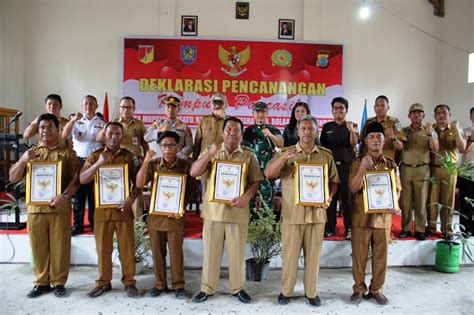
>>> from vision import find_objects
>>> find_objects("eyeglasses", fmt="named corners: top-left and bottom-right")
top-left (160, 143), bottom-right (177, 148)
top-left (120, 106), bottom-right (134, 109)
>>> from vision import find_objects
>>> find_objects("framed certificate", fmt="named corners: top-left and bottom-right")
top-left (149, 172), bottom-right (186, 217)
top-left (94, 164), bottom-right (129, 209)
top-left (294, 161), bottom-right (329, 207)
top-left (26, 161), bottom-right (62, 205)
top-left (209, 160), bottom-right (247, 204)
top-left (363, 169), bottom-right (399, 214)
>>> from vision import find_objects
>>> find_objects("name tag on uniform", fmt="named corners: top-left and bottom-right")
top-left (132, 136), bottom-right (139, 145)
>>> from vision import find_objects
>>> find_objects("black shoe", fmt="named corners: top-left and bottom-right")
top-left (232, 290), bottom-right (252, 303)
top-left (71, 226), bottom-right (84, 236)
top-left (415, 232), bottom-right (427, 241)
top-left (88, 283), bottom-right (112, 298)
top-left (147, 287), bottom-right (164, 297)
top-left (398, 230), bottom-right (411, 238)
top-left (425, 230), bottom-right (433, 238)
top-left (192, 291), bottom-right (210, 303)
top-left (324, 230), bottom-right (335, 237)
top-left (277, 293), bottom-right (290, 305)
top-left (27, 285), bottom-right (52, 298)
top-left (54, 285), bottom-right (66, 297)
top-left (306, 295), bottom-right (321, 307)
top-left (175, 288), bottom-right (186, 299)
top-left (366, 292), bottom-right (389, 305)
top-left (125, 284), bottom-right (139, 297)
top-left (350, 292), bottom-right (363, 305)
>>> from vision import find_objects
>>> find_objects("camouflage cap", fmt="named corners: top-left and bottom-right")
top-left (210, 93), bottom-right (226, 103)
top-left (409, 103), bottom-right (424, 113)
top-left (253, 102), bottom-right (268, 111)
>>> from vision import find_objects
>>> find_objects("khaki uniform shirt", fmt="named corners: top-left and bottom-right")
top-left (113, 117), bottom-right (147, 157)
top-left (431, 124), bottom-right (461, 166)
top-left (193, 114), bottom-right (225, 160)
top-left (401, 125), bottom-right (434, 165)
top-left (272, 143), bottom-right (340, 225)
top-left (145, 157), bottom-right (196, 231)
top-left (361, 116), bottom-right (406, 160)
top-left (81, 147), bottom-right (140, 222)
top-left (23, 142), bottom-right (80, 214)
top-left (350, 155), bottom-right (399, 229)
top-left (200, 145), bottom-right (264, 224)
top-left (144, 118), bottom-right (193, 159)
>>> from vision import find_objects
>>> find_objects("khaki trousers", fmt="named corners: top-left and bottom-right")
top-left (428, 166), bottom-right (457, 234)
top-left (149, 229), bottom-right (184, 289)
top-left (94, 220), bottom-right (136, 286)
top-left (351, 226), bottom-right (390, 294)
top-left (400, 165), bottom-right (429, 232)
top-left (200, 220), bottom-right (247, 295)
top-left (27, 212), bottom-right (71, 286)
top-left (281, 223), bottom-right (324, 298)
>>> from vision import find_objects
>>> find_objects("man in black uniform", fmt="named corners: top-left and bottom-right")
top-left (320, 97), bottom-right (359, 237)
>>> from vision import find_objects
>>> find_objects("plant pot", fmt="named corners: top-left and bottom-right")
top-left (435, 241), bottom-right (461, 273)
top-left (245, 258), bottom-right (270, 282)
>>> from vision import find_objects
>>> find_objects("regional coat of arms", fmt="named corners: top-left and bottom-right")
top-left (180, 46), bottom-right (197, 65)
top-left (138, 45), bottom-right (154, 64)
top-left (218, 44), bottom-right (251, 77)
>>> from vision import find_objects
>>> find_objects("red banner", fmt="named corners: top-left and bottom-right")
top-left (124, 37), bottom-right (343, 127)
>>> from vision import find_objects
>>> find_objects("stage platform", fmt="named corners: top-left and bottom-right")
top-left (1, 211), bottom-right (473, 268)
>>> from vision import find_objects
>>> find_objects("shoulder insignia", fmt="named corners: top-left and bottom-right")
top-left (394, 122), bottom-right (402, 132)
top-left (318, 146), bottom-right (333, 155)
top-left (92, 147), bottom-right (104, 153)
top-left (241, 145), bottom-right (253, 151)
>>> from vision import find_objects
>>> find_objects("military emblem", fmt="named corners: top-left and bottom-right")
top-left (271, 49), bottom-right (292, 67)
top-left (218, 44), bottom-right (251, 77)
top-left (316, 50), bottom-right (330, 68)
top-left (394, 122), bottom-right (402, 132)
top-left (180, 46), bottom-right (197, 65)
top-left (138, 45), bottom-right (154, 64)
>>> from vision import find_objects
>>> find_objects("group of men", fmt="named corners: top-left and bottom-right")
top-left (9, 92), bottom-right (473, 308)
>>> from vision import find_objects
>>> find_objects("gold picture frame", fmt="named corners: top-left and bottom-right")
top-left (94, 164), bottom-right (129, 209)
top-left (362, 169), bottom-right (399, 214)
top-left (294, 161), bottom-right (329, 207)
top-left (26, 161), bottom-right (62, 205)
top-left (149, 172), bottom-right (187, 217)
top-left (209, 159), bottom-right (247, 204)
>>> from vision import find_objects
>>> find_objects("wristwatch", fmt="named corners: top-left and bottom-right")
top-left (62, 192), bottom-right (71, 200)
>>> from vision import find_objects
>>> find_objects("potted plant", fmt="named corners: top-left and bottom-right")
top-left (246, 198), bottom-right (282, 281)
top-left (113, 215), bottom-right (151, 274)
top-left (429, 155), bottom-right (474, 273)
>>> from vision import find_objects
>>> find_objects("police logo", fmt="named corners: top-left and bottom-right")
top-left (316, 50), bottom-right (330, 68)
top-left (138, 45), bottom-right (154, 64)
top-left (180, 46), bottom-right (197, 65)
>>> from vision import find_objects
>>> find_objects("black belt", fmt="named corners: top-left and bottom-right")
top-left (430, 164), bottom-right (443, 168)
top-left (335, 161), bottom-right (351, 165)
top-left (401, 162), bottom-right (428, 168)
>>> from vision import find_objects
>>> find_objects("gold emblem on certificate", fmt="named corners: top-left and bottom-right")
top-left (94, 164), bottom-right (129, 209)
top-left (209, 160), bottom-right (247, 204)
top-left (294, 162), bottom-right (329, 206)
top-left (363, 169), bottom-right (399, 214)
top-left (26, 161), bottom-right (62, 205)
top-left (149, 172), bottom-right (186, 217)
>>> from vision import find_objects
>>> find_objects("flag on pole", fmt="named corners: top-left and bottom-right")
top-left (103, 93), bottom-right (109, 122)
top-left (360, 99), bottom-right (368, 131)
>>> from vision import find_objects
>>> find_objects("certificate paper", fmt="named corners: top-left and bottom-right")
top-left (363, 170), bottom-right (398, 213)
top-left (294, 162), bottom-right (329, 206)
top-left (95, 164), bottom-right (129, 208)
top-left (26, 161), bottom-right (62, 205)
top-left (209, 160), bottom-right (247, 204)
top-left (149, 173), bottom-right (186, 217)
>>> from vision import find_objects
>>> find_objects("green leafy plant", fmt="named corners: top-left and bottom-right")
top-left (113, 215), bottom-right (151, 263)
top-left (0, 181), bottom-right (25, 215)
top-left (247, 197), bottom-right (281, 265)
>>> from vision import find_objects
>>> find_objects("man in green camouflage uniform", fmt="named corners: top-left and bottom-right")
top-left (242, 102), bottom-right (284, 214)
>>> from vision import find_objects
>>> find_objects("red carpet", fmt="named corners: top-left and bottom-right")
top-left (1, 208), bottom-right (444, 241)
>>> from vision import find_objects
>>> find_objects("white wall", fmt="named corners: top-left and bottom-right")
top-left (1, 0), bottom-right (473, 131)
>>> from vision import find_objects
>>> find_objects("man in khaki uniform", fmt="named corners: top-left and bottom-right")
top-left (23, 94), bottom-right (72, 148)
top-left (97, 96), bottom-right (149, 221)
top-left (349, 122), bottom-right (401, 306)
top-left (427, 104), bottom-right (466, 239)
top-left (266, 115), bottom-right (339, 307)
top-left (192, 93), bottom-right (227, 160)
top-left (10, 113), bottom-right (80, 298)
top-left (399, 103), bottom-right (439, 240)
top-left (81, 122), bottom-right (141, 298)
top-left (136, 131), bottom-right (196, 299)
top-left (190, 117), bottom-right (263, 304)
top-left (359, 95), bottom-right (406, 160)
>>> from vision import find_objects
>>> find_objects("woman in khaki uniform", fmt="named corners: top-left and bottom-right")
top-left (10, 113), bottom-right (80, 298)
